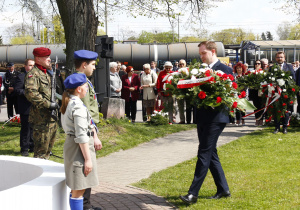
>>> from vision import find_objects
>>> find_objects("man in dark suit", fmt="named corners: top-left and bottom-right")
top-left (180, 41), bottom-right (233, 204)
top-left (273, 51), bottom-right (295, 134)
top-left (4, 62), bottom-right (20, 119)
top-left (14, 59), bottom-right (35, 156)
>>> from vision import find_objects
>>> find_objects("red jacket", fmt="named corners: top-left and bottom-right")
top-left (121, 73), bottom-right (141, 102)
top-left (156, 70), bottom-right (173, 97)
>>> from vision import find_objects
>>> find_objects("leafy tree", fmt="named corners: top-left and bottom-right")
top-left (137, 31), bottom-right (178, 44)
top-left (273, 0), bottom-right (300, 21)
top-left (10, 35), bottom-right (35, 44)
top-left (288, 24), bottom-right (300, 40)
top-left (261, 32), bottom-right (266, 40)
top-left (266, 31), bottom-right (273, 40)
top-left (210, 28), bottom-right (256, 45)
top-left (180, 36), bottom-right (202, 42)
top-left (138, 31), bottom-right (155, 44)
top-left (276, 21), bottom-right (292, 40)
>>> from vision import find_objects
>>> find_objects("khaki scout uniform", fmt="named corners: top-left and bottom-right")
top-left (24, 66), bottom-right (58, 159)
top-left (61, 96), bottom-right (99, 190)
top-left (76, 72), bottom-right (99, 124)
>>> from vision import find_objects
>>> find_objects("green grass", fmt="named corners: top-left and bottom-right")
top-left (0, 118), bottom-right (196, 164)
top-left (134, 127), bottom-right (300, 209)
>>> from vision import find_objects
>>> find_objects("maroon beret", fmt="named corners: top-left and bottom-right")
top-left (33, 47), bottom-right (51, 57)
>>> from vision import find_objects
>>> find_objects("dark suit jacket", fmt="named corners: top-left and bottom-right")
top-left (121, 73), bottom-right (141, 102)
top-left (296, 68), bottom-right (300, 86)
top-left (14, 72), bottom-right (32, 115)
top-left (281, 63), bottom-right (295, 80)
top-left (197, 60), bottom-right (233, 125)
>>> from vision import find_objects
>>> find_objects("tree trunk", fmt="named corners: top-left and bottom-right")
top-left (56, 0), bottom-right (98, 71)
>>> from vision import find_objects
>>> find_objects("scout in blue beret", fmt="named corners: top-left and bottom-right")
top-left (64, 73), bottom-right (87, 89)
top-left (73, 51), bottom-right (102, 210)
top-left (6, 62), bottom-right (14, 67)
top-left (60, 72), bottom-right (99, 210)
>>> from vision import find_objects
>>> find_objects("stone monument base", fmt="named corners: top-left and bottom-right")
top-left (101, 97), bottom-right (125, 119)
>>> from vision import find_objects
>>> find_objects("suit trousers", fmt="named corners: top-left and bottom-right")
top-left (7, 95), bottom-right (18, 118)
top-left (20, 114), bottom-right (34, 152)
top-left (125, 97), bottom-right (137, 121)
top-left (188, 122), bottom-right (229, 196)
top-left (83, 188), bottom-right (92, 209)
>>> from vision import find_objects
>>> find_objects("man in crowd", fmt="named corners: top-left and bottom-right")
top-left (295, 60), bottom-right (299, 70)
top-left (150, 61), bottom-right (160, 74)
top-left (74, 50), bottom-right (102, 210)
top-left (25, 47), bottom-right (59, 159)
top-left (273, 51), bottom-right (295, 134)
top-left (180, 41), bottom-right (232, 204)
top-left (261, 58), bottom-right (269, 70)
top-left (14, 59), bottom-right (35, 157)
top-left (119, 64), bottom-right (127, 78)
top-left (4, 62), bottom-right (20, 119)
top-left (173, 61), bottom-right (179, 71)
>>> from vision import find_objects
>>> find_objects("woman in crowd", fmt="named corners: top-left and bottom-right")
top-left (121, 66), bottom-right (140, 123)
top-left (233, 63), bottom-right (247, 126)
top-left (140, 63), bottom-right (157, 121)
top-left (60, 73), bottom-right (99, 210)
top-left (109, 62), bottom-right (122, 98)
top-left (248, 60), bottom-right (264, 126)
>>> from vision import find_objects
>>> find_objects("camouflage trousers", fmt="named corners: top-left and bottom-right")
top-left (32, 122), bottom-right (58, 159)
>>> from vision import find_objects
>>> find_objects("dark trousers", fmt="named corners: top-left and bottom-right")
top-left (188, 122), bottom-right (229, 196)
top-left (235, 110), bottom-right (245, 120)
top-left (125, 98), bottom-right (137, 121)
top-left (20, 114), bottom-right (34, 152)
top-left (274, 111), bottom-right (290, 129)
top-left (297, 95), bottom-right (300, 114)
top-left (83, 188), bottom-right (92, 209)
top-left (7, 95), bottom-right (18, 118)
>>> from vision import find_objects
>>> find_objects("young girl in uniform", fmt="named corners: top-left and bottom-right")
top-left (60, 73), bottom-right (99, 210)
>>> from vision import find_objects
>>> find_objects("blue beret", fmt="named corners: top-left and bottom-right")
top-left (64, 73), bottom-right (87, 89)
top-left (7, 62), bottom-right (14, 67)
top-left (74, 50), bottom-right (98, 60)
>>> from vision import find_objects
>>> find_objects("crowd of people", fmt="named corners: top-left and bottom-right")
top-left (1, 41), bottom-right (300, 208)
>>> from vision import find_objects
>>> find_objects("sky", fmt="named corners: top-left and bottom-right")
top-left (0, 0), bottom-right (298, 44)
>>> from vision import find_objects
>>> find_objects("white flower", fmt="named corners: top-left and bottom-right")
top-left (215, 70), bottom-right (225, 75)
top-left (171, 72), bottom-right (180, 76)
top-left (268, 85), bottom-right (275, 93)
top-left (269, 77), bottom-right (271, 79)
top-left (153, 110), bottom-right (158, 114)
top-left (289, 76), bottom-right (293, 79)
top-left (276, 78), bottom-right (285, 86)
top-left (274, 68), bottom-right (278, 71)
top-left (264, 72), bottom-right (267, 76)
top-left (178, 68), bottom-right (189, 76)
top-left (270, 73), bottom-right (273, 75)
top-left (281, 73), bottom-right (285, 76)
top-left (191, 75), bottom-right (197, 80)
top-left (250, 70), bottom-right (255, 73)
top-left (271, 77), bottom-right (275, 81)
top-left (259, 71), bottom-right (264, 74)
top-left (199, 68), bottom-right (206, 73)
top-left (190, 69), bottom-right (199, 75)
top-left (201, 63), bottom-right (208, 67)
top-left (283, 89), bottom-right (286, 92)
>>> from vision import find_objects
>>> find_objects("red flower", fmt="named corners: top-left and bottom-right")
top-left (282, 103), bottom-right (286, 106)
top-left (290, 101), bottom-right (294, 104)
top-left (209, 77), bottom-right (215, 82)
top-left (240, 91), bottom-right (246, 98)
top-left (205, 70), bottom-right (211, 77)
top-left (228, 74), bottom-right (234, 81)
top-left (222, 74), bottom-right (228, 80)
top-left (284, 95), bottom-right (288, 99)
top-left (278, 110), bottom-right (281, 113)
top-left (232, 101), bottom-right (238, 108)
top-left (292, 88), bottom-right (295, 92)
top-left (216, 97), bottom-right (222, 103)
top-left (270, 105), bottom-right (274, 108)
top-left (232, 82), bottom-right (238, 89)
top-left (198, 91), bottom-right (206, 99)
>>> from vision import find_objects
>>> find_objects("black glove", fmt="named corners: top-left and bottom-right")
top-left (49, 102), bottom-right (59, 110)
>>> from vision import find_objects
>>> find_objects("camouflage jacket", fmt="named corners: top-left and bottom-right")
top-left (25, 66), bottom-right (57, 127)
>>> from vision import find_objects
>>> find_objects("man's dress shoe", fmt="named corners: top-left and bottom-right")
top-left (179, 194), bottom-right (198, 204)
top-left (273, 129), bottom-right (280, 134)
top-left (283, 128), bottom-right (287, 134)
top-left (208, 191), bottom-right (231, 199)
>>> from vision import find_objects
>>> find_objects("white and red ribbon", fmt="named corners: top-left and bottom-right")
top-left (177, 77), bottom-right (211, 89)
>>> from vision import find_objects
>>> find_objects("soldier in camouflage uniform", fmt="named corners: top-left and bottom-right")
top-left (25, 47), bottom-right (59, 159)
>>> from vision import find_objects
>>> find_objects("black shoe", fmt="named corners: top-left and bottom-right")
top-left (283, 128), bottom-right (287, 134)
top-left (273, 129), bottom-right (280, 134)
top-left (178, 121), bottom-right (185, 124)
top-left (179, 194), bottom-right (198, 204)
top-left (21, 151), bottom-right (29, 157)
top-left (208, 191), bottom-right (231, 199)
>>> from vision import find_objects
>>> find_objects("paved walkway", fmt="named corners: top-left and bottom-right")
top-left (91, 114), bottom-right (262, 209)
top-left (0, 103), bottom-right (262, 209)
